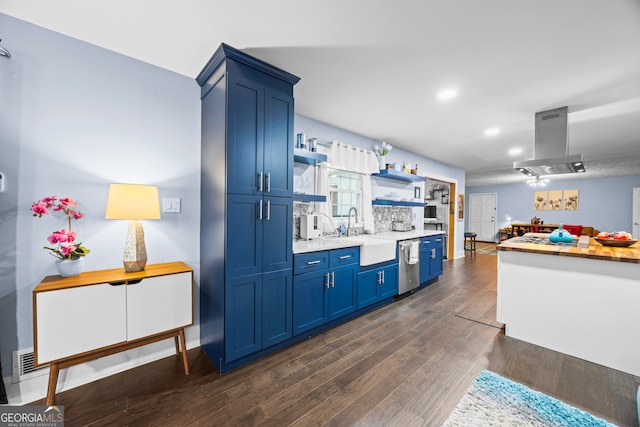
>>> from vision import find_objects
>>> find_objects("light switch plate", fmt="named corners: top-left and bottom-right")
top-left (163, 197), bottom-right (181, 213)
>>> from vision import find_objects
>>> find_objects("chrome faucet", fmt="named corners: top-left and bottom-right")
top-left (347, 207), bottom-right (358, 237)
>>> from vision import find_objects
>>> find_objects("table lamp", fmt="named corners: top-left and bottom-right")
top-left (105, 183), bottom-right (161, 272)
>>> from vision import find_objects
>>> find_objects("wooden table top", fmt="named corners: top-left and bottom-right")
top-left (497, 234), bottom-right (640, 264)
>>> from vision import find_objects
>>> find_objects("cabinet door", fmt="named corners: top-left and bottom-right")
top-left (357, 269), bottom-right (380, 309)
top-left (262, 269), bottom-right (292, 347)
top-left (262, 196), bottom-right (293, 273)
top-left (293, 270), bottom-right (329, 335)
top-left (429, 237), bottom-right (444, 278)
top-left (227, 73), bottom-right (264, 196)
top-left (127, 272), bottom-right (193, 341)
top-left (378, 264), bottom-right (399, 299)
top-left (225, 274), bottom-right (263, 362)
top-left (35, 284), bottom-right (126, 364)
top-left (328, 265), bottom-right (357, 320)
top-left (263, 86), bottom-right (294, 197)
top-left (227, 194), bottom-right (263, 278)
top-left (419, 238), bottom-right (433, 284)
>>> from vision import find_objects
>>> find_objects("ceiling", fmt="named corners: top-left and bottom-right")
top-left (2, 0), bottom-right (640, 186)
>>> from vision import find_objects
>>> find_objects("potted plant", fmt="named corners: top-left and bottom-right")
top-left (31, 196), bottom-right (90, 277)
top-left (374, 141), bottom-right (393, 170)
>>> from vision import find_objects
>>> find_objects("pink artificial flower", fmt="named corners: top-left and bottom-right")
top-left (69, 209), bottom-right (83, 220)
top-left (31, 201), bottom-right (49, 216)
top-left (59, 245), bottom-right (76, 256)
top-left (42, 196), bottom-right (57, 204)
top-left (47, 229), bottom-right (69, 244)
top-left (57, 197), bottom-right (78, 207)
top-left (66, 230), bottom-right (77, 243)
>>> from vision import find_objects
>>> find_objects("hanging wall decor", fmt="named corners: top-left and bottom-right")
top-left (564, 189), bottom-right (579, 210)
top-left (458, 193), bottom-right (464, 221)
top-left (534, 191), bottom-right (548, 210)
top-left (548, 190), bottom-right (563, 211)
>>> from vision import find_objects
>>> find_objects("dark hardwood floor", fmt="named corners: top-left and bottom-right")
top-left (32, 254), bottom-right (640, 426)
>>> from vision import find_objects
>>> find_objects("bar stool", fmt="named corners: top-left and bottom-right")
top-left (464, 232), bottom-right (477, 253)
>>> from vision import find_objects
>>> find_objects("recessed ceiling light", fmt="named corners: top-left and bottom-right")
top-left (508, 147), bottom-right (523, 156)
top-left (484, 127), bottom-right (501, 136)
top-left (436, 88), bottom-right (458, 101)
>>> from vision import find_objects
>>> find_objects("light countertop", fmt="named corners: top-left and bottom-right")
top-left (293, 230), bottom-right (444, 254)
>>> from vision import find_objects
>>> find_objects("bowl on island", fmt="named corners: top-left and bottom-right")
top-left (594, 238), bottom-right (638, 248)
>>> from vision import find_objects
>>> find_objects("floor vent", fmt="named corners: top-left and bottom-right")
top-left (12, 348), bottom-right (48, 383)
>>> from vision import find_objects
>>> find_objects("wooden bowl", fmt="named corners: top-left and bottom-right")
top-left (594, 238), bottom-right (638, 247)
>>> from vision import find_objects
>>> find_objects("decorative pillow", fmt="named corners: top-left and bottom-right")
top-left (563, 224), bottom-right (582, 236)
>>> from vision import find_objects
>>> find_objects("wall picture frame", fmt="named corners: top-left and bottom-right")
top-left (458, 193), bottom-right (464, 221)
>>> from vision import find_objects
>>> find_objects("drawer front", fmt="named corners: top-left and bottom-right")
top-left (294, 251), bottom-right (329, 275)
top-left (330, 247), bottom-right (359, 267)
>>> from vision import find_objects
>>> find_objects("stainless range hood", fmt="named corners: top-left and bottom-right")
top-left (514, 106), bottom-right (586, 177)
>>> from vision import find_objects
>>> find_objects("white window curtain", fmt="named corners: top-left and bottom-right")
top-left (316, 141), bottom-right (379, 233)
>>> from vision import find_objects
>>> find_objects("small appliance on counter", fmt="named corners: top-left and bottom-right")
top-left (301, 214), bottom-right (322, 239)
top-left (392, 221), bottom-right (413, 232)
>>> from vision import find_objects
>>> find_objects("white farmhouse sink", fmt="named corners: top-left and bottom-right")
top-left (343, 236), bottom-right (397, 266)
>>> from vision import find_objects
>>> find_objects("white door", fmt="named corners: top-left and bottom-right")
top-left (469, 193), bottom-right (497, 242)
top-left (633, 187), bottom-right (640, 239)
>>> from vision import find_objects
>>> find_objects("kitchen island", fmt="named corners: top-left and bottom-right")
top-left (497, 234), bottom-right (640, 376)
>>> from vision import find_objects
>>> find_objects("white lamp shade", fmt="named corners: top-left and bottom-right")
top-left (105, 184), bottom-right (161, 220)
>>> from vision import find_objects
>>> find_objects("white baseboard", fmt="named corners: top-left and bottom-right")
top-left (4, 327), bottom-right (200, 406)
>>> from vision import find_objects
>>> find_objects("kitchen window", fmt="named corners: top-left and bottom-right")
top-left (328, 168), bottom-right (362, 222)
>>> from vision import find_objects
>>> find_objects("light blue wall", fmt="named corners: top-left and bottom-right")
top-left (0, 14), bottom-right (201, 378)
top-left (466, 175), bottom-right (640, 238)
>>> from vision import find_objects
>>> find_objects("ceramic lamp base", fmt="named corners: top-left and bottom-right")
top-left (123, 220), bottom-right (148, 272)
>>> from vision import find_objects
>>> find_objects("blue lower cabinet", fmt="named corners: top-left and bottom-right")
top-left (292, 269), bottom-right (330, 334)
top-left (225, 274), bottom-right (263, 362)
top-left (293, 248), bottom-right (359, 335)
top-left (357, 264), bottom-right (398, 309)
top-left (262, 269), bottom-right (293, 347)
top-left (225, 269), bottom-right (292, 362)
top-left (328, 265), bottom-right (357, 319)
top-left (419, 236), bottom-right (444, 284)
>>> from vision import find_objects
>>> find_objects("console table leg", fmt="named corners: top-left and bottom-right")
top-left (178, 328), bottom-right (189, 375)
top-left (46, 362), bottom-right (60, 406)
top-left (174, 336), bottom-right (180, 355)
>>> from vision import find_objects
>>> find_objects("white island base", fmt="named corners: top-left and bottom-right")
top-left (497, 250), bottom-right (640, 377)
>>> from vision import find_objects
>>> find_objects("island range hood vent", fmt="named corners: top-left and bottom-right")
top-left (514, 106), bottom-right (586, 177)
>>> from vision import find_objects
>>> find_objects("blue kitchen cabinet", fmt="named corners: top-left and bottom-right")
top-left (419, 236), bottom-right (444, 284)
top-left (226, 68), bottom-right (294, 198)
top-left (225, 274), bottom-right (262, 362)
top-left (225, 269), bottom-right (293, 362)
top-left (226, 195), bottom-right (292, 278)
top-left (262, 269), bottom-right (293, 348)
top-left (198, 43), bottom-right (300, 372)
top-left (357, 263), bottom-right (399, 309)
top-left (293, 248), bottom-right (359, 335)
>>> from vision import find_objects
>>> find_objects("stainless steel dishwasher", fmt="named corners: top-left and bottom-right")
top-left (398, 239), bottom-right (420, 294)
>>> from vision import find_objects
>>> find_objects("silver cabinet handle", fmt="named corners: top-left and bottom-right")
top-left (259, 200), bottom-right (263, 220)
top-left (266, 199), bottom-right (271, 220)
top-left (339, 255), bottom-right (351, 259)
top-left (377, 271), bottom-right (382, 284)
top-left (307, 260), bottom-right (321, 265)
top-left (431, 248), bottom-right (436, 259)
top-left (331, 271), bottom-right (335, 288)
top-left (266, 172), bottom-right (271, 193)
top-left (381, 269), bottom-right (385, 283)
top-left (325, 272), bottom-right (330, 289)
top-left (258, 171), bottom-right (264, 192)
top-left (423, 241), bottom-right (430, 245)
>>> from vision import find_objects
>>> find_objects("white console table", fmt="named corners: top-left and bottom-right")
top-left (33, 261), bottom-right (194, 405)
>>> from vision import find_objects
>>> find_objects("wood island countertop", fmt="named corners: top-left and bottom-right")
top-left (497, 233), bottom-right (640, 264)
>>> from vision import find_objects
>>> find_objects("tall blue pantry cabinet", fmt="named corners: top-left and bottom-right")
top-left (197, 44), bottom-right (300, 372)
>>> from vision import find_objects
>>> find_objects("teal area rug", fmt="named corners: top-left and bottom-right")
top-left (442, 370), bottom-right (617, 426)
